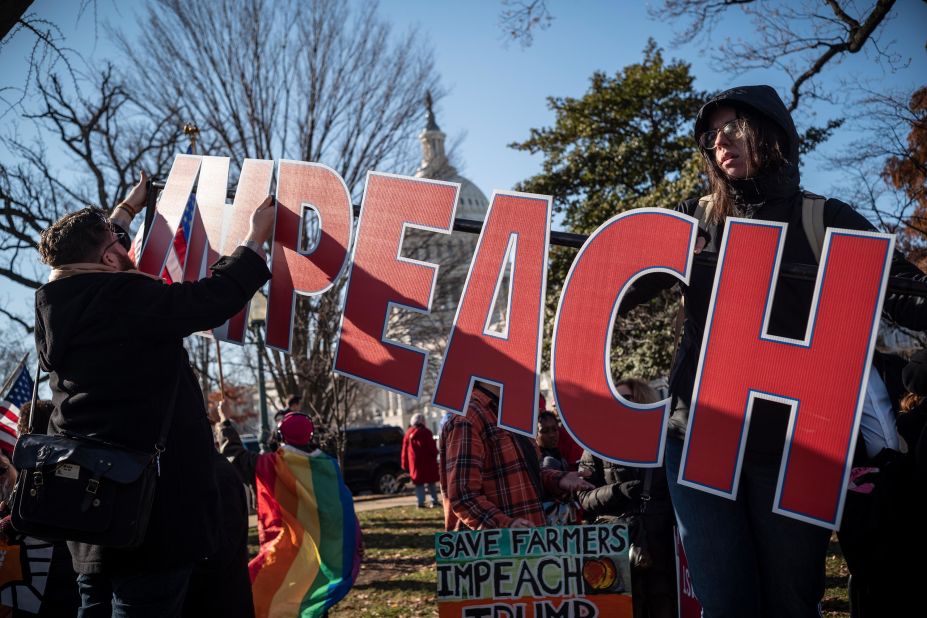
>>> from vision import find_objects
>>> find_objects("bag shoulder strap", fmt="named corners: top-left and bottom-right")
top-left (800, 192), bottom-right (827, 264)
top-left (32, 359), bottom-right (180, 454)
top-left (638, 468), bottom-right (654, 514)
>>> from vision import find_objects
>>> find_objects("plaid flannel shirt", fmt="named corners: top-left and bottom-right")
top-left (440, 388), bottom-right (564, 531)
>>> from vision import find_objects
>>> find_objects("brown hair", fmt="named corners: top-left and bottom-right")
top-left (900, 392), bottom-right (923, 414)
top-left (38, 207), bottom-right (112, 266)
top-left (18, 399), bottom-right (55, 435)
top-left (616, 377), bottom-right (660, 405)
top-left (699, 106), bottom-right (791, 224)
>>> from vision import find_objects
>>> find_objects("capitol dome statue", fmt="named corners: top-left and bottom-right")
top-left (415, 91), bottom-right (489, 221)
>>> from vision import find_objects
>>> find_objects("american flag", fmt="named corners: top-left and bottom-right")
top-left (161, 191), bottom-right (196, 283)
top-left (128, 144), bottom-right (197, 283)
top-left (0, 357), bottom-right (34, 454)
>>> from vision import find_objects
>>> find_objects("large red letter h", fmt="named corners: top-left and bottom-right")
top-left (681, 219), bottom-right (894, 529)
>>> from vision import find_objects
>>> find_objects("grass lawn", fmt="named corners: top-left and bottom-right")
top-left (248, 506), bottom-right (851, 617)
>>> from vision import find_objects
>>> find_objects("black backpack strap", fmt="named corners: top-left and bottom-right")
top-left (800, 191), bottom-right (827, 264)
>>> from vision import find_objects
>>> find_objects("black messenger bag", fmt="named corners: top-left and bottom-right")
top-left (10, 433), bottom-right (160, 548)
top-left (9, 361), bottom-right (177, 548)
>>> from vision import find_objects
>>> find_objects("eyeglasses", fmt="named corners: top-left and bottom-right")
top-left (698, 118), bottom-right (747, 150)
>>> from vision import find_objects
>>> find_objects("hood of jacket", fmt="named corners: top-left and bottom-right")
top-left (694, 85), bottom-right (800, 166)
top-left (694, 85), bottom-right (801, 205)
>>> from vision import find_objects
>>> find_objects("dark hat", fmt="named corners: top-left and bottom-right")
top-left (902, 349), bottom-right (927, 396)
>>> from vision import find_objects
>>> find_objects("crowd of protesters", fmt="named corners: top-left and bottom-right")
top-left (1, 83), bottom-right (926, 618)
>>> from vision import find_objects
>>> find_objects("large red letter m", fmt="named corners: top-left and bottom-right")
top-left (681, 219), bottom-right (894, 529)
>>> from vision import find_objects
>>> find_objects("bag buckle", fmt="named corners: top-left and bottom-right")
top-left (33, 471), bottom-right (43, 487)
top-left (86, 478), bottom-right (100, 495)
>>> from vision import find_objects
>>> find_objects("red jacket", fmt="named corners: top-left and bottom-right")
top-left (401, 424), bottom-right (439, 484)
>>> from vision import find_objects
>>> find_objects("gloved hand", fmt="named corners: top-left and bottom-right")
top-left (0, 513), bottom-right (23, 545)
top-left (618, 479), bottom-right (642, 501)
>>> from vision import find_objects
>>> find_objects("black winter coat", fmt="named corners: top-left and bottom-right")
top-left (576, 451), bottom-right (673, 519)
top-left (619, 86), bottom-right (927, 456)
top-left (34, 247), bottom-right (270, 574)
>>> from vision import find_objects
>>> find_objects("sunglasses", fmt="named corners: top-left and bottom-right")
top-left (111, 225), bottom-right (132, 250)
top-left (97, 212), bottom-right (132, 251)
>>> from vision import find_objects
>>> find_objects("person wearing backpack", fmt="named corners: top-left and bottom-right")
top-left (617, 85), bottom-right (927, 617)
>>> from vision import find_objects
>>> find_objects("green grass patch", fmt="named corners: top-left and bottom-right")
top-left (330, 505), bottom-right (443, 618)
top-left (822, 535), bottom-right (850, 617)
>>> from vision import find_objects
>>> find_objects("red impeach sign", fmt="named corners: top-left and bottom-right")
top-left (680, 219), bottom-right (893, 528)
top-left (552, 209), bottom-right (697, 466)
top-left (138, 154), bottom-right (895, 530)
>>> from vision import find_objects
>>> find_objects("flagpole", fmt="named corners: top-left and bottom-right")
top-left (0, 351), bottom-right (29, 397)
top-left (215, 340), bottom-right (226, 400)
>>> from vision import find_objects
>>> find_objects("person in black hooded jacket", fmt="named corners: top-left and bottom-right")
top-left (33, 173), bottom-right (274, 618)
top-left (617, 86), bottom-right (927, 617)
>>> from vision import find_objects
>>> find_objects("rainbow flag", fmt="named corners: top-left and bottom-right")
top-left (250, 447), bottom-right (362, 618)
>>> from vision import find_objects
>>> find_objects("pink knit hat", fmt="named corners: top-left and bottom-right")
top-left (278, 413), bottom-right (315, 447)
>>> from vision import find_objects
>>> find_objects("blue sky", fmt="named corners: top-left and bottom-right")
top-left (1, 0), bottom-right (926, 332)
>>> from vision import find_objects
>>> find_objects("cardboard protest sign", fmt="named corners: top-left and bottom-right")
top-left (435, 524), bottom-right (632, 618)
top-left (674, 528), bottom-right (701, 618)
top-left (680, 220), bottom-right (894, 529)
top-left (0, 537), bottom-right (54, 614)
top-left (433, 192), bottom-right (552, 436)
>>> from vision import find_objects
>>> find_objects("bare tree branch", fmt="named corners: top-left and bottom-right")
top-left (0, 305), bottom-right (32, 333)
top-left (0, 64), bottom-right (183, 324)
top-left (498, 0), bottom-right (553, 48)
top-left (654, 0), bottom-right (903, 111)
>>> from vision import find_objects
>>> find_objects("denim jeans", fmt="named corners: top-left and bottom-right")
top-left (76, 564), bottom-right (193, 618)
top-left (414, 482), bottom-right (438, 506)
top-left (664, 438), bottom-right (830, 618)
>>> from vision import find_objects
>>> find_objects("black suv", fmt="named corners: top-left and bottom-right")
top-left (342, 426), bottom-right (406, 494)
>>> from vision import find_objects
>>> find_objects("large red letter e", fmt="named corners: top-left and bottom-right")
top-left (681, 219), bottom-right (894, 529)
top-left (333, 173), bottom-right (459, 397)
